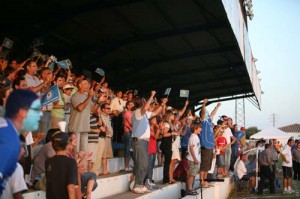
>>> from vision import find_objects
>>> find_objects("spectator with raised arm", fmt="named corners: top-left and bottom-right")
top-left (131, 91), bottom-right (167, 194)
top-left (199, 98), bottom-right (221, 188)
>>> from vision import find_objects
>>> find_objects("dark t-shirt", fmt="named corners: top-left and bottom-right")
top-left (45, 155), bottom-right (78, 199)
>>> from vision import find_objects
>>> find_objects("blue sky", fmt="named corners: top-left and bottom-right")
top-left (208, 0), bottom-right (300, 130)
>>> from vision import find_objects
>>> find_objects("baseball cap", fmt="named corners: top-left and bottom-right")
top-left (63, 84), bottom-right (74, 90)
top-left (5, 89), bottom-right (39, 119)
top-left (52, 132), bottom-right (69, 150)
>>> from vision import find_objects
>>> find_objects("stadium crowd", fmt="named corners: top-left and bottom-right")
top-left (0, 48), bottom-right (299, 199)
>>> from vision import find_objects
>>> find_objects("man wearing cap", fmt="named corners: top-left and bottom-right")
top-left (0, 89), bottom-right (41, 196)
top-left (46, 132), bottom-right (78, 199)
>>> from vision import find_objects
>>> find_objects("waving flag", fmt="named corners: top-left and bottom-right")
top-left (2, 37), bottom-right (14, 49)
top-left (95, 68), bottom-right (105, 76)
top-left (56, 59), bottom-right (71, 69)
top-left (41, 85), bottom-right (60, 107)
top-left (180, 90), bottom-right (189, 98)
top-left (164, 88), bottom-right (171, 96)
top-left (236, 131), bottom-right (246, 140)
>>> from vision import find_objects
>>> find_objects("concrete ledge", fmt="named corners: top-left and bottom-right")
top-left (23, 166), bottom-right (163, 199)
top-left (182, 177), bottom-right (234, 199)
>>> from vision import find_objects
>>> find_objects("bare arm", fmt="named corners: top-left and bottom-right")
top-left (210, 102), bottom-right (221, 120)
top-left (151, 97), bottom-right (168, 117)
top-left (200, 98), bottom-right (208, 120)
top-left (76, 89), bottom-right (94, 112)
top-left (29, 80), bottom-right (49, 93)
top-left (141, 91), bottom-right (156, 115)
top-left (178, 100), bottom-right (189, 116)
top-left (67, 184), bottom-right (76, 199)
top-left (162, 123), bottom-right (179, 137)
top-left (13, 192), bottom-right (24, 199)
top-left (189, 144), bottom-right (199, 164)
top-left (230, 136), bottom-right (237, 145)
top-left (281, 153), bottom-right (289, 163)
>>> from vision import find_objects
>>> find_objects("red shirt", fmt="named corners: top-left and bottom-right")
top-left (216, 136), bottom-right (227, 155)
top-left (123, 110), bottom-right (132, 133)
top-left (148, 127), bottom-right (157, 154)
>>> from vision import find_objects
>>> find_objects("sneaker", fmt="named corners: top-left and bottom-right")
top-left (132, 187), bottom-right (145, 194)
top-left (145, 179), bottom-right (153, 190)
top-left (288, 188), bottom-right (295, 193)
top-left (217, 174), bottom-right (223, 178)
top-left (283, 189), bottom-right (290, 194)
top-left (186, 190), bottom-right (198, 195)
top-left (141, 186), bottom-right (151, 193)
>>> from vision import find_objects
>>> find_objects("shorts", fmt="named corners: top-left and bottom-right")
top-left (80, 172), bottom-right (98, 193)
top-left (216, 154), bottom-right (225, 167)
top-left (282, 166), bottom-right (292, 178)
top-left (200, 147), bottom-right (213, 172)
top-left (87, 143), bottom-right (98, 163)
top-left (104, 137), bottom-right (113, 158)
top-left (188, 160), bottom-right (200, 176)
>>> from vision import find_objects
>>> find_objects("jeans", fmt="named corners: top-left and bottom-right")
top-left (225, 146), bottom-right (231, 170)
top-left (124, 132), bottom-right (132, 157)
top-left (132, 139), bottom-right (148, 186)
top-left (147, 153), bottom-right (156, 181)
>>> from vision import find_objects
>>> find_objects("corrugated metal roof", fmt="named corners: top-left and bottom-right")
top-left (279, 124), bottom-right (300, 133)
top-left (0, 0), bottom-right (260, 109)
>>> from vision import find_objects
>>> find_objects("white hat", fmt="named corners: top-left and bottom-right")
top-left (63, 84), bottom-right (74, 90)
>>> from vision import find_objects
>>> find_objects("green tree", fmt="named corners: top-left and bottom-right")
top-left (246, 126), bottom-right (260, 139)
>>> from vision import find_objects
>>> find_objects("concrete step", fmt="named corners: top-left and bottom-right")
top-left (23, 156), bottom-right (233, 199)
top-left (103, 182), bottom-right (182, 199)
top-left (182, 177), bottom-right (234, 199)
top-left (23, 165), bottom-right (163, 199)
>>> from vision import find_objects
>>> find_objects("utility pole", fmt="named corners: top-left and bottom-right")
top-left (235, 98), bottom-right (245, 128)
top-left (269, 113), bottom-right (279, 127)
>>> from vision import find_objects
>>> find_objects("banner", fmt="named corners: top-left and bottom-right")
top-left (164, 88), bottom-right (171, 96)
top-left (56, 59), bottom-right (70, 69)
top-left (41, 85), bottom-right (60, 107)
top-left (95, 68), bottom-right (105, 76)
top-left (180, 90), bottom-right (189, 98)
top-left (2, 37), bottom-right (14, 49)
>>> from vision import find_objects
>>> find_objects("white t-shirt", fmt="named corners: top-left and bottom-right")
top-left (187, 133), bottom-right (201, 162)
top-left (223, 127), bottom-right (233, 144)
top-left (236, 160), bottom-right (247, 179)
top-left (281, 144), bottom-right (292, 167)
top-left (2, 163), bottom-right (27, 199)
top-left (110, 97), bottom-right (125, 113)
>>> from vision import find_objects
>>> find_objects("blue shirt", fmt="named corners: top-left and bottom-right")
top-left (0, 118), bottom-right (20, 195)
top-left (199, 118), bottom-right (214, 149)
top-left (181, 127), bottom-right (191, 148)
